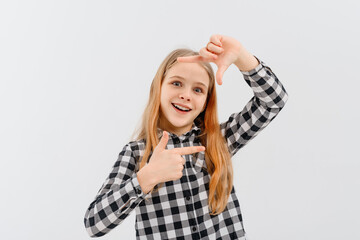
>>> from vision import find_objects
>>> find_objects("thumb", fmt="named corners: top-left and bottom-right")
top-left (155, 131), bottom-right (169, 152)
top-left (216, 65), bottom-right (229, 85)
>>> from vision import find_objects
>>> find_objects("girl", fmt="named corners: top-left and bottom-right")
top-left (84, 34), bottom-right (288, 239)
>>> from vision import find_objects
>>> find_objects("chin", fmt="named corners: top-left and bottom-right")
top-left (171, 121), bottom-right (190, 128)
top-left (168, 119), bottom-right (192, 129)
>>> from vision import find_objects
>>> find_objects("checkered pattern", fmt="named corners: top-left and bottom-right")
top-left (84, 56), bottom-right (288, 239)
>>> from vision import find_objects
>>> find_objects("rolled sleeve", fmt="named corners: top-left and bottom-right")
top-left (221, 56), bottom-right (288, 155)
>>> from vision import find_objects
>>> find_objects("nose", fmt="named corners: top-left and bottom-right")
top-left (179, 88), bottom-right (191, 102)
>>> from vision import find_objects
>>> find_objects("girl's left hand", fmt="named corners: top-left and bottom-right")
top-left (177, 34), bottom-right (243, 85)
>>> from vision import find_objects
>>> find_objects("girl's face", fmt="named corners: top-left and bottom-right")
top-left (159, 62), bottom-right (210, 136)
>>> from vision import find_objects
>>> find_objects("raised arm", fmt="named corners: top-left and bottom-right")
top-left (178, 34), bottom-right (288, 155)
top-left (221, 56), bottom-right (288, 155)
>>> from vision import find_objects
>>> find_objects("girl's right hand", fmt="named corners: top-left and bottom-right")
top-left (148, 131), bottom-right (205, 183)
top-left (177, 34), bottom-right (245, 85)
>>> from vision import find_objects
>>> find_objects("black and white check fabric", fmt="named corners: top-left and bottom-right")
top-left (84, 56), bottom-right (288, 239)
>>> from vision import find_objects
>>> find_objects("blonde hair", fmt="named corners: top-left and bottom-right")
top-left (133, 48), bottom-right (233, 215)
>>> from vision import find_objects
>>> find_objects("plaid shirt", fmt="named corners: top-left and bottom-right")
top-left (84, 56), bottom-right (288, 239)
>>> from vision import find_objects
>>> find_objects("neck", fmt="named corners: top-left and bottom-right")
top-left (158, 118), bottom-right (191, 137)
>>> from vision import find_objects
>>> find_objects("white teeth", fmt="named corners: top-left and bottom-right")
top-left (173, 104), bottom-right (191, 111)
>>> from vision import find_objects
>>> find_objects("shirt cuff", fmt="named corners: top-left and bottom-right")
top-left (131, 174), bottom-right (151, 198)
top-left (116, 175), bottom-right (151, 215)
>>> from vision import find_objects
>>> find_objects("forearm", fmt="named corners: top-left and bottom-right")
top-left (234, 45), bottom-right (260, 72)
top-left (240, 56), bottom-right (288, 109)
top-left (220, 55), bottom-right (288, 155)
top-left (84, 175), bottom-right (146, 237)
top-left (84, 143), bottom-right (151, 237)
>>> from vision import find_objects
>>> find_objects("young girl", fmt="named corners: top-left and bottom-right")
top-left (84, 34), bottom-right (288, 239)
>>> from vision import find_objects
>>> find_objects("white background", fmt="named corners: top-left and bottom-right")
top-left (1, 1), bottom-right (359, 239)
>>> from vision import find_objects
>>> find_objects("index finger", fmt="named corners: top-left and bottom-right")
top-left (171, 146), bottom-right (206, 155)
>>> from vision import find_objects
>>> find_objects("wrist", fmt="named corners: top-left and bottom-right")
top-left (137, 164), bottom-right (158, 194)
top-left (234, 46), bottom-right (259, 72)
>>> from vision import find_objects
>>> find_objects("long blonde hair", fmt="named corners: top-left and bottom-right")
top-left (133, 48), bottom-right (233, 215)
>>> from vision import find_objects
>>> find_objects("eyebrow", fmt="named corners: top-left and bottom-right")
top-left (169, 75), bottom-right (208, 88)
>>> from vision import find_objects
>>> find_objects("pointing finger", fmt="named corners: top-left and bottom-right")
top-left (171, 146), bottom-right (206, 155)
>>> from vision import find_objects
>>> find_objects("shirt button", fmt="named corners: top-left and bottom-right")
top-left (186, 196), bottom-right (190, 201)
top-left (136, 188), bottom-right (142, 194)
top-left (192, 226), bottom-right (197, 231)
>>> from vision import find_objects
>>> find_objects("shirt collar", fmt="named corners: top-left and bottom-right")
top-left (157, 122), bottom-right (201, 141)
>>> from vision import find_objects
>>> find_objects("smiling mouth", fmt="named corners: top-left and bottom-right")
top-left (172, 103), bottom-right (192, 112)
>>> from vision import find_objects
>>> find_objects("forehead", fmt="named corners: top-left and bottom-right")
top-left (165, 62), bottom-right (210, 87)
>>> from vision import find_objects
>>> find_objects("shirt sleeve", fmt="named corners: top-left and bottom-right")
top-left (84, 143), bottom-right (151, 237)
top-left (220, 56), bottom-right (289, 156)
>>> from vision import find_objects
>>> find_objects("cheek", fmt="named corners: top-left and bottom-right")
top-left (160, 86), bottom-right (168, 104)
top-left (160, 88), bottom-right (175, 110)
top-left (161, 87), bottom-right (176, 102)
top-left (198, 96), bottom-right (208, 111)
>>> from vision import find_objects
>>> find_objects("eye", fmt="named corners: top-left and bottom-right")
top-left (172, 81), bottom-right (181, 87)
top-left (194, 88), bottom-right (203, 93)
